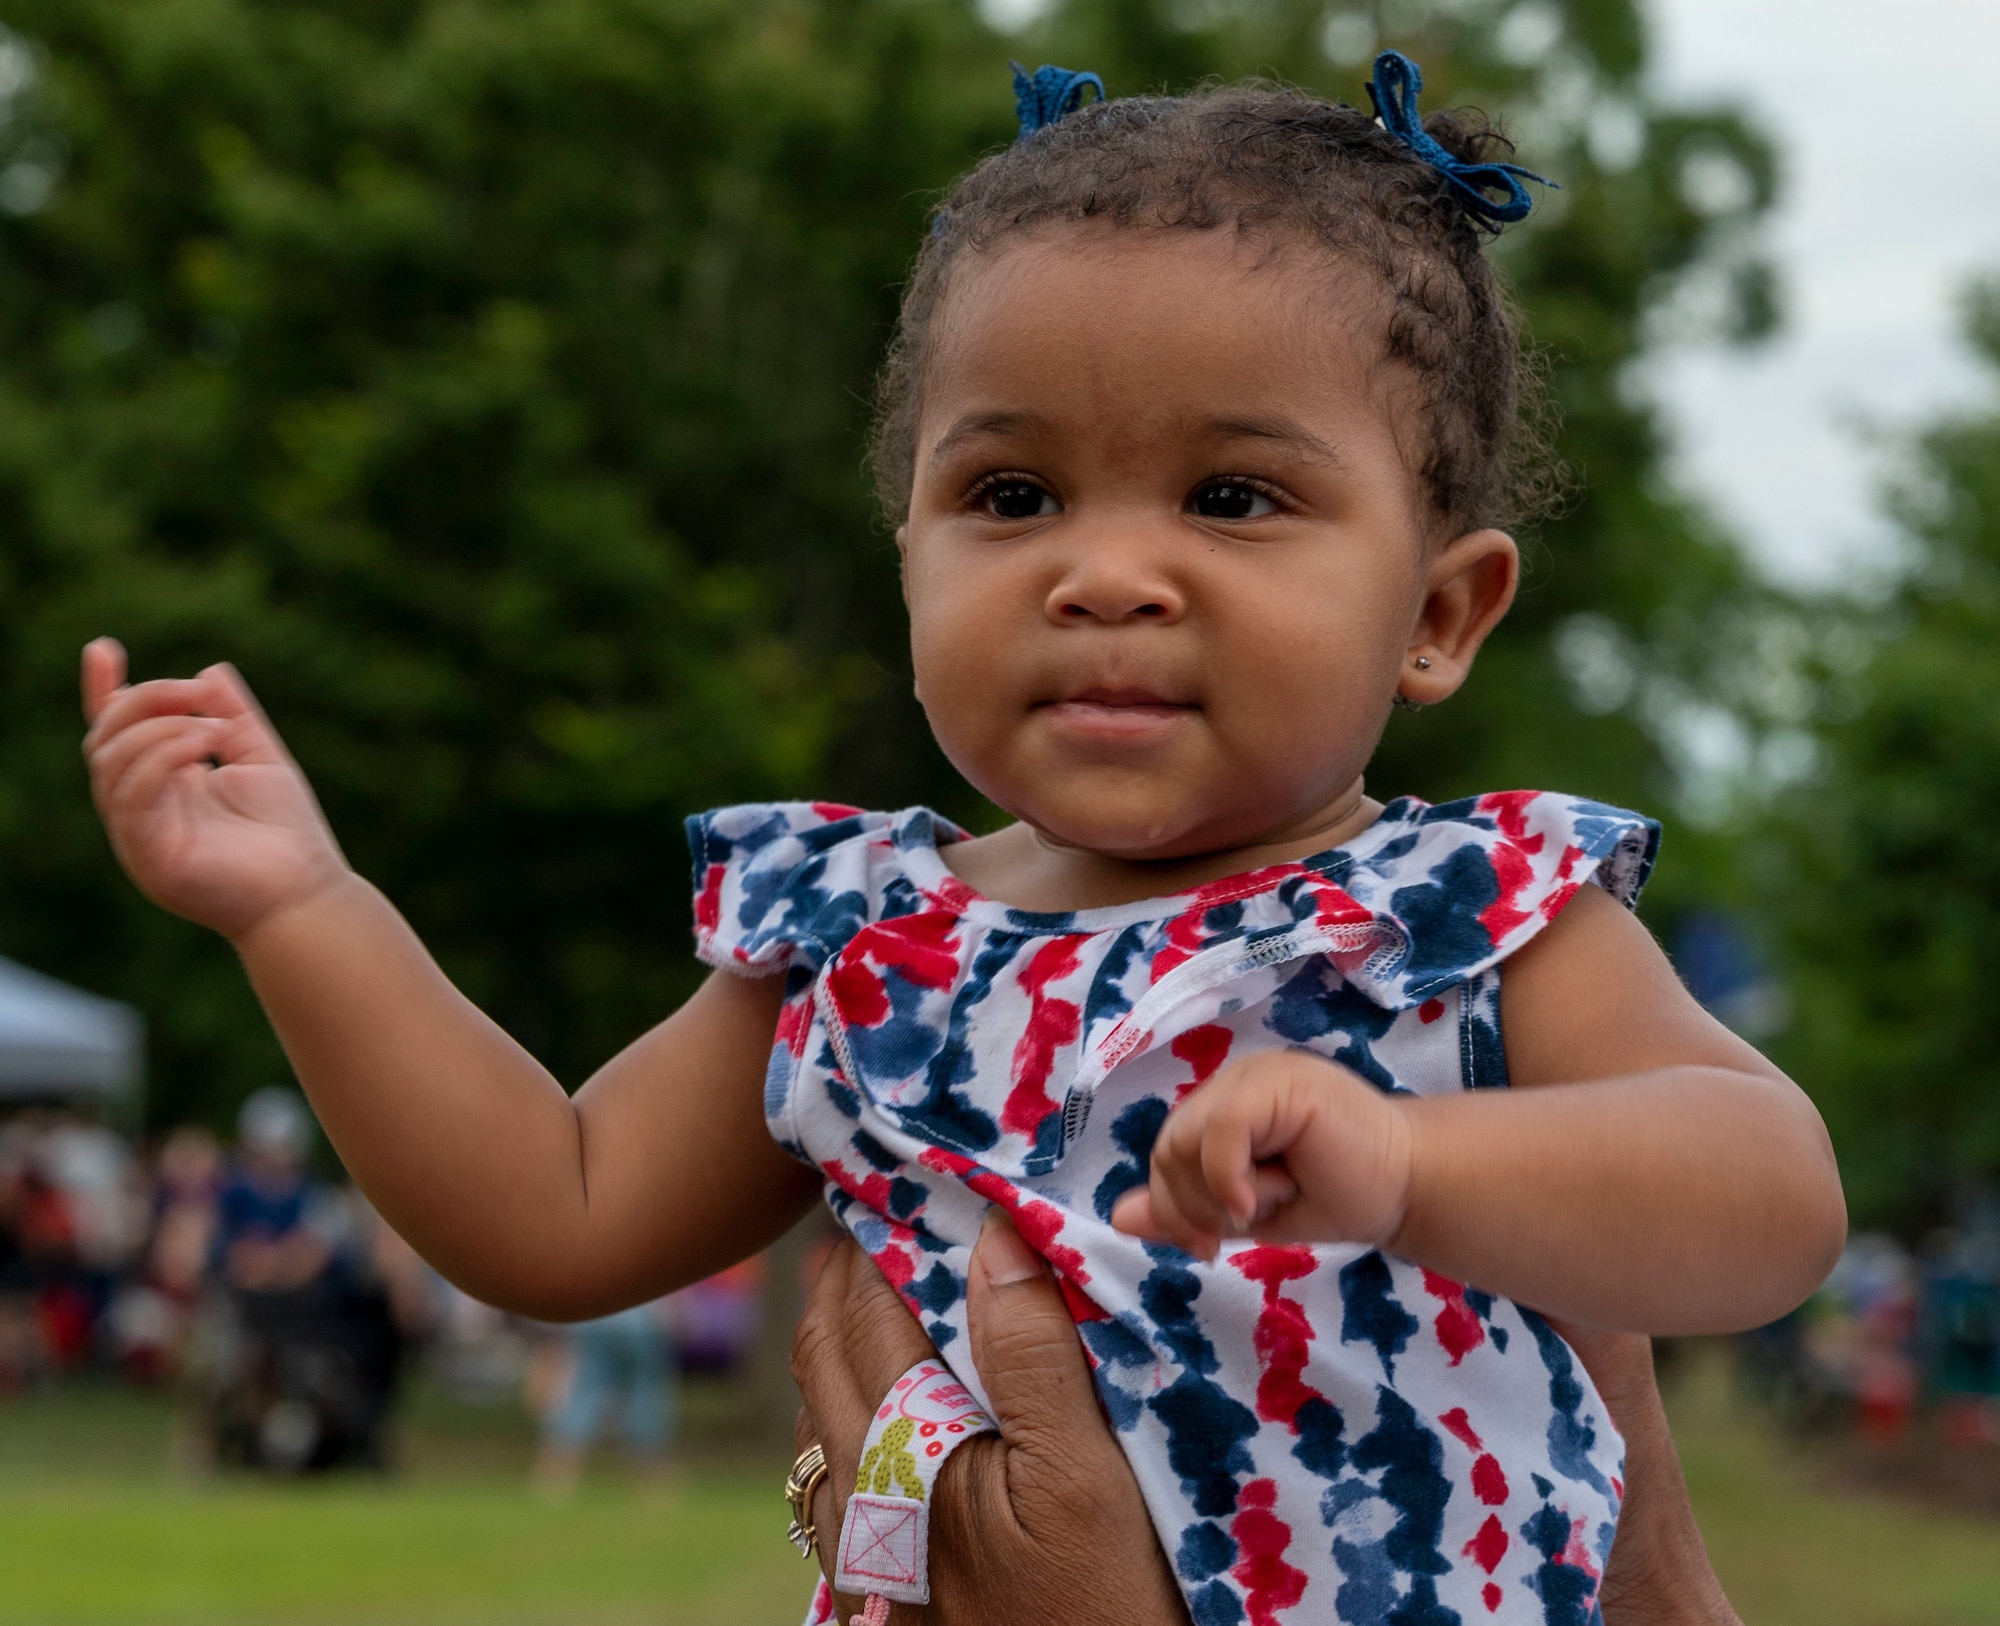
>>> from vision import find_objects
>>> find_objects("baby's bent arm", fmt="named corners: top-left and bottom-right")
top-left (81, 642), bottom-right (820, 1319)
top-left (1113, 880), bottom-right (1845, 1334)
top-left (1389, 881), bottom-right (1846, 1333)
top-left (237, 884), bottom-right (820, 1319)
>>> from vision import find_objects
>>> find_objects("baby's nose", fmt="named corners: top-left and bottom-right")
top-left (1043, 533), bottom-right (1187, 625)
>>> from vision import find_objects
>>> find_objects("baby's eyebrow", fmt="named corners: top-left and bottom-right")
top-left (1202, 415), bottom-right (1346, 467)
top-left (927, 410), bottom-right (1045, 466)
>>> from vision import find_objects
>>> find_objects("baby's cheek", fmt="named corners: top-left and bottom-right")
top-left (908, 614), bottom-right (1014, 743)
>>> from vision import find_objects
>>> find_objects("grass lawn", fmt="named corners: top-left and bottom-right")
top-left (0, 1380), bottom-right (816, 1626)
top-left (1666, 1356), bottom-right (2000, 1626)
top-left (0, 1357), bottom-right (1996, 1624)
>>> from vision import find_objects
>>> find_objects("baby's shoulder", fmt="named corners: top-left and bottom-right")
top-left (1345, 790), bottom-right (1659, 1003)
top-left (687, 802), bottom-right (965, 975)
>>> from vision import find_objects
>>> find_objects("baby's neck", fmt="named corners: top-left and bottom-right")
top-left (940, 785), bottom-right (1383, 914)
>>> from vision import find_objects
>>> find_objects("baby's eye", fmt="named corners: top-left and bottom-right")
top-left (1190, 480), bottom-right (1279, 520)
top-left (978, 480), bottom-right (1059, 520)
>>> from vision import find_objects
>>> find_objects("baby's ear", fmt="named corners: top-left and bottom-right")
top-left (1398, 528), bottom-right (1518, 707)
top-left (895, 524), bottom-right (912, 603)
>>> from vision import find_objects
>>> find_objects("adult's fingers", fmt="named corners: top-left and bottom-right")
top-left (1549, 1320), bottom-right (1745, 1626)
top-left (791, 1242), bottom-right (867, 1596)
top-left (791, 1238), bottom-right (936, 1592)
top-left (791, 1237), bottom-right (933, 1456)
top-left (964, 1208), bottom-right (1116, 1512)
top-left (1553, 1321), bottom-right (1658, 1423)
top-left (960, 1208), bottom-right (1188, 1626)
top-left (1244, 1164), bottom-right (1301, 1226)
top-left (80, 638), bottom-right (127, 724)
top-left (792, 1242), bottom-right (867, 1453)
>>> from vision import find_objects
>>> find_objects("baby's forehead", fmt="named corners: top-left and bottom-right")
top-left (919, 229), bottom-right (1415, 456)
top-left (940, 222), bottom-right (1392, 343)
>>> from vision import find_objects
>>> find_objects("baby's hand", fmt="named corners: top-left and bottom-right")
top-left (81, 639), bottom-right (350, 941)
top-left (1109, 1052), bottom-right (1414, 1260)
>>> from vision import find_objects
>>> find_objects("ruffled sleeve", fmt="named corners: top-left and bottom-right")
top-left (1338, 790), bottom-right (1661, 1007)
top-left (687, 802), bottom-right (954, 975)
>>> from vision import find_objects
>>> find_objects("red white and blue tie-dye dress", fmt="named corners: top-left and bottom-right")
top-left (689, 791), bottom-right (1659, 1626)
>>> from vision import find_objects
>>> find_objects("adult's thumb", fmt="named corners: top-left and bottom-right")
top-left (966, 1206), bottom-right (1105, 1463)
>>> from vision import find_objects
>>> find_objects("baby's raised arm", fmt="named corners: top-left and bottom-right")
top-left (1114, 881), bottom-right (1846, 1334)
top-left (83, 641), bottom-right (820, 1318)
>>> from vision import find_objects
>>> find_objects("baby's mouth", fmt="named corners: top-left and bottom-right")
top-left (1038, 686), bottom-right (1199, 733)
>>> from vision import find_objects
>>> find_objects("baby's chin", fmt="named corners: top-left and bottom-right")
top-left (1001, 784), bottom-right (1284, 865)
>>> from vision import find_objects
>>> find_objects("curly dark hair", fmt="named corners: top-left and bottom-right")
top-left (869, 81), bottom-right (1562, 536)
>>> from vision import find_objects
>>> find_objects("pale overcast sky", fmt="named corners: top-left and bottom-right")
top-left (1646, 0), bottom-right (2000, 587)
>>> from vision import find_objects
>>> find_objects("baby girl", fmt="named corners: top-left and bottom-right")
top-left (83, 55), bottom-right (1843, 1625)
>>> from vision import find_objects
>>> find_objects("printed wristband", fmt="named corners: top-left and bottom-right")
top-left (832, 1358), bottom-right (997, 1606)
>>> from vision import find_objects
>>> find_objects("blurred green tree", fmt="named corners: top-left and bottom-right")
top-left (1768, 277), bottom-right (2000, 1226)
top-left (0, 0), bottom-right (1009, 1126)
top-left (0, 0), bottom-right (1778, 1129)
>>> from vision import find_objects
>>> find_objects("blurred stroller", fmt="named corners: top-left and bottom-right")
top-left (196, 1088), bottom-right (423, 1473)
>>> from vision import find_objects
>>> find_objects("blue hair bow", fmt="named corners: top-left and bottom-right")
top-left (1012, 62), bottom-right (1104, 139)
top-left (1367, 50), bottom-right (1555, 229)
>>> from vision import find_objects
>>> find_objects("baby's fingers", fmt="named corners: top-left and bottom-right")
top-left (1109, 1187), bottom-right (1167, 1243)
top-left (1110, 1163), bottom-right (1298, 1254)
top-left (1110, 1160), bottom-right (1225, 1257)
top-left (84, 673), bottom-right (230, 756)
top-left (1245, 1164), bottom-right (1300, 1226)
top-left (90, 714), bottom-right (226, 807)
top-left (1147, 1176), bottom-right (1226, 1260)
top-left (1145, 1136), bottom-right (1244, 1259)
top-left (1195, 1101), bottom-right (1265, 1229)
top-left (90, 666), bottom-right (294, 778)
top-left (197, 663), bottom-right (291, 765)
top-left (80, 638), bottom-right (127, 724)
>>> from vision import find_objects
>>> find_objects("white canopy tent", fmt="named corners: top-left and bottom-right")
top-left (0, 957), bottom-right (144, 1103)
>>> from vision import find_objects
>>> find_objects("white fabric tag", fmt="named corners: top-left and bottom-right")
top-left (832, 1358), bottom-right (997, 1605)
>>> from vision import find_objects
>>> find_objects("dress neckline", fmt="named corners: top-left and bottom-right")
top-left (892, 798), bottom-right (1424, 934)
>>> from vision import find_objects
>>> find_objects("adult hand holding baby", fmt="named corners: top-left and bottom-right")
top-left (792, 1210), bottom-right (1187, 1626)
top-left (793, 1225), bottom-right (1747, 1626)
top-left (80, 637), bottom-right (350, 942)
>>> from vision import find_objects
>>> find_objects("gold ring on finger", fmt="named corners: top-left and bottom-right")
top-left (785, 1442), bottom-right (829, 1557)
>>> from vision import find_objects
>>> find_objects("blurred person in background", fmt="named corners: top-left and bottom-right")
top-left (0, 1120), bottom-right (38, 1386)
top-left (1777, 1233), bottom-right (1920, 1438)
top-left (151, 1125), bottom-right (225, 1298)
top-left (1923, 1193), bottom-right (2000, 1446)
top-left (200, 1087), bottom-right (430, 1472)
top-left (39, 1112), bottom-right (148, 1289)
top-left (106, 1124), bottom-right (223, 1381)
top-left (666, 1254), bottom-right (763, 1376)
top-left (0, 1111), bottom-right (96, 1377)
top-left (531, 1297), bottom-right (678, 1497)
top-left (216, 1087), bottom-right (332, 1296)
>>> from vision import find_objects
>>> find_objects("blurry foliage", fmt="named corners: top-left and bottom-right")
top-left (1766, 276), bottom-right (2000, 1227)
top-left (0, 0), bottom-right (1780, 1129)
